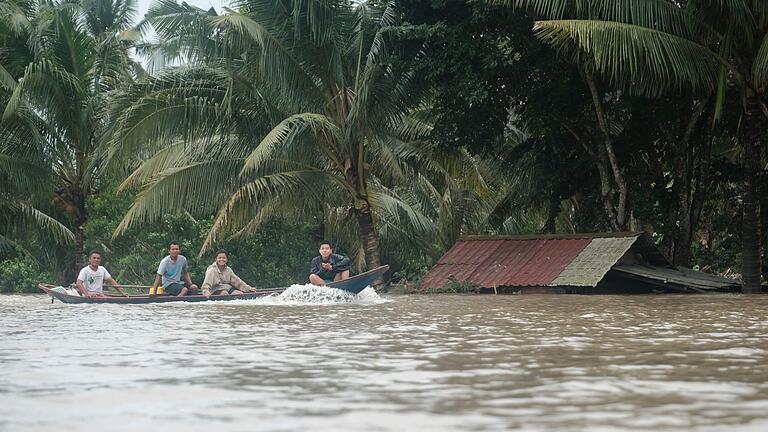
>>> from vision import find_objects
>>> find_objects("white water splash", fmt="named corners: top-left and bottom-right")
top-left (254, 284), bottom-right (388, 306)
top-left (117, 284), bottom-right (389, 307)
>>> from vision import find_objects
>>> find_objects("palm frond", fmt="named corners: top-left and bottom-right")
top-left (0, 0), bottom-right (33, 36)
top-left (211, 8), bottom-right (325, 109)
top-left (533, 19), bottom-right (724, 97)
top-left (107, 66), bottom-right (246, 167)
top-left (752, 32), bottom-right (768, 89)
top-left (3, 58), bottom-right (83, 122)
top-left (241, 112), bottom-right (344, 177)
top-left (114, 158), bottom-right (244, 237)
top-left (202, 168), bottom-right (335, 252)
top-left (0, 62), bottom-right (16, 89)
top-left (368, 183), bottom-right (436, 237)
top-left (511, 0), bottom-right (717, 41)
top-left (0, 196), bottom-right (74, 245)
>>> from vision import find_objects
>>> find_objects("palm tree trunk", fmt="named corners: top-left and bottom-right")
top-left (74, 219), bottom-right (85, 273)
top-left (543, 192), bottom-right (559, 233)
top-left (741, 95), bottom-right (764, 293)
top-left (355, 205), bottom-right (381, 271)
top-left (54, 187), bottom-right (87, 277)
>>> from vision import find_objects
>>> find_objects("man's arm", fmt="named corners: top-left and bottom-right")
top-left (75, 279), bottom-right (89, 297)
top-left (183, 271), bottom-right (198, 290)
top-left (332, 254), bottom-right (351, 272)
top-left (105, 277), bottom-right (127, 296)
top-left (200, 268), bottom-right (215, 296)
top-left (230, 272), bottom-right (253, 292)
top-left (152, 259), bottom-right (165, 294)
top-left (150, 274), bottom-right (162, 294)
top-left (310, 257), bottom-right (323, 275)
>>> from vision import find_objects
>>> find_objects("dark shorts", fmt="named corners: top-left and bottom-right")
top-left (211, 286), bottom-right (239, 295)
top-left (318, 272), bottom-right (338, 282)
top-left (165, 283), bottom-right (196, 296)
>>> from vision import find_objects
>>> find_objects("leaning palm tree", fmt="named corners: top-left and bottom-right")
top-left (110, 0), bottom-right (487, 270)
top-left (0, 0), bottom-right (142, 274)
top-left (506, 0), bottom-right (768, 293)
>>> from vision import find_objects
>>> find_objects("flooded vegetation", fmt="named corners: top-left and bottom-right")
top-left (2, 293), bottom-right (768, 431)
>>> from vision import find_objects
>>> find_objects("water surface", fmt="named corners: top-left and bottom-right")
top-left (2, 289), bottom-right (768, 431)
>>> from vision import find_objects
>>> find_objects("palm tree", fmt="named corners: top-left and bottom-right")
top-left (110, 0), bottom-right (488, 271)
top-left (0, 0), bottom-right (142, 275)
top-left (508, 0), bottom-right (768, 292)
top-left (0, 146), bottom-right (75, 250)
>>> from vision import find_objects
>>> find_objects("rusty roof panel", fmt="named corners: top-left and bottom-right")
top-left (421, 237), bottom-right (593, 289)
top-left (420, 263), bottom-right (484, 289)
top-left (460, 232), bottom-right (642, 241)
top-left (472, 238), bottom-right (591, 287)
top-left (422, 240), bottom-right (503, 289)
top-left (550, 236), bottom-right (639, 286)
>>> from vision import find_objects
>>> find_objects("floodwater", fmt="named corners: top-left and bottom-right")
top-left (1, 288), bottom-right (768, 432)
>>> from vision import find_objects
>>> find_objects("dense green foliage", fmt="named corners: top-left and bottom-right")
top-left (395, 0), bottom-right (765, 279)
top-left (0, 0), bottom-right (144, 279)
top-left (0, 254), bottom-right (54, 294)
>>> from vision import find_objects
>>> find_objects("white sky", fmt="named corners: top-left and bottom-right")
top-left (135, 0), bottom-right (231, 19)
top-left (133, 0), bottom-right (232, 70)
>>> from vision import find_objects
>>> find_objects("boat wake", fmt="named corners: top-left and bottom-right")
top-left (260, 284), bottom-right (387, 305)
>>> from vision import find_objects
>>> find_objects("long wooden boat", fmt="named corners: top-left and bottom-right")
top-left (38, 265), bottom-right (389, 304)
top-left (323, 264), bottom-right (388, 294)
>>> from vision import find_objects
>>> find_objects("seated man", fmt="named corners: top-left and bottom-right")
top-left (151, 241), bottom-right (199, 296)
top-left (76, 250), bottom-right (127, 298)
top-left (200, 250), bottom-right (256, 296)
top-left (309, 241), bottom-right (351, 286)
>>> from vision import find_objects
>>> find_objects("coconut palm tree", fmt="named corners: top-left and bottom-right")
top-left (507, 0), bottom-right (768, 292)
top-left (0, 0), bottom-right (142, 274)
top-left (110, 0), bottom-right (489, 271)
top-left (0, 144), bottom-right (75, 250)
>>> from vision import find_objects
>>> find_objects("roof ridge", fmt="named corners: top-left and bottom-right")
top-left (459, 232), bottom-right (642, 241)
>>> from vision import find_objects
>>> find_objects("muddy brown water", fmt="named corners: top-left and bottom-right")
top-left (1, 289), bottom-right (767, 431)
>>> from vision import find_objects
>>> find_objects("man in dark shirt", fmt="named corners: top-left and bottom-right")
top-left (309, 241), bottom-right (351, 285)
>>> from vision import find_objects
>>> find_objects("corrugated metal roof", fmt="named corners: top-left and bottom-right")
top-left (438, 239), bottom-right (503, 264)
top-left (421, 240), bottom-right (503, 289)
top-left (460, 232), bottom-right (645, 241)
top-left (421, 232), bottom-right (735, 292)
top-left (422, 236), bottom-right (598, 289)
top-left (550, 236), bottom-right (639, 286)
top-left (611, 265), bottom-right (741, 292)
top-left (473, 238), bottom-right (591, 287)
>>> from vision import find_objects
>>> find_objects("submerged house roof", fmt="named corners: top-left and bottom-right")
top-left (421, 232), bottom-right (740, 293)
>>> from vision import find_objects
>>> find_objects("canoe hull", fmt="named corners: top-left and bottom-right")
top-left (38, 265), bottom-right (388, 304)
top-left (38, 284), bottom-right (286, 304)
top-left (325, 265), bottom-right (388, 294)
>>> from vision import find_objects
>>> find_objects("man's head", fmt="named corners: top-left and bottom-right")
top-left (169, 241), bottom-right (181, 258)
top-left (88, 250), bottom-right (101, 268)
top-left (215, 250), bottom-right (228, 268)
top-left (319, 241), bottom-right (333, 259)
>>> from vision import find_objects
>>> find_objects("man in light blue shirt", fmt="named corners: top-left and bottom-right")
top-left (150, 242), bottom-right (199, 296)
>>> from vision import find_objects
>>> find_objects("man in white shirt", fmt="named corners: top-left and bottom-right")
top-left (76, 250), bottom-right (126, 298)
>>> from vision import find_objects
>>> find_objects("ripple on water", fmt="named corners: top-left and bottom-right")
top-left (1, 294), bottom-right (768, 432)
